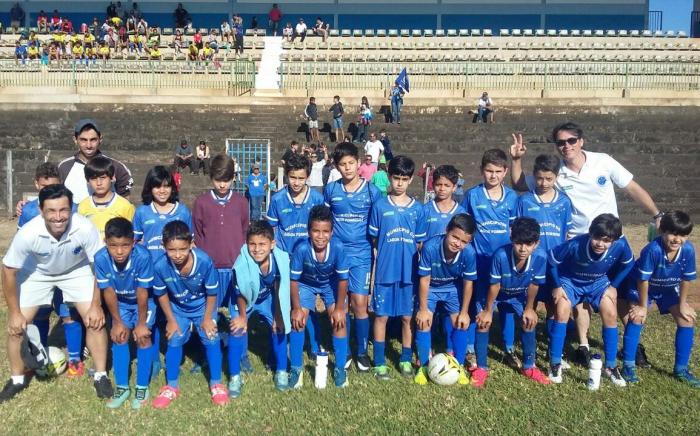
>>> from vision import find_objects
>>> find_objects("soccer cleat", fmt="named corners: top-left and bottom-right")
top-left (274, 371), bottom-right (289, 391)
top-left (210, 383), bottom-right (229, 406)
top-left (503, 350), bottom-right (522, 369)
top-left (356, 355), bottom-right (371, 372)
top-left (414, 367), bottom-right (428, 385)
top-left (548, 364), bottom-right (563, 384)
top-left (228, 375), bottom-right (243, 398)
top-left (621, 366), bottom-right (640, 384)
top-left (344, 357), bottom-right (352, 371)
top-left (67, 361), bottom-right (85, 378)
top-left (636, 343), bottom-right (652, 369)
top-left (674, 369), bottom-right (700, 388)
top-left (288, 367), bottom-right (303, 389)
top-left (575, 346), bottom-right (591, 367)
top-left (470, 367), bottom-right (489, 388)
top-left (560, 359), bottom-right (571, 370)
top-left (399, 361), bottom-right (413, 377)
top-left (106, 386), bottom-right (130, 409)
top-left (465, 353), bottom-right (477, 372)
top-left (522, 367), bottom-right (552, 385)
top-left (604, 367), bottom-right (628, 387)
top-left (240, 354), bottom-right (254, 374)
top-left (334, 368), bottom-right (348, 388)
top-left (373, 365), bottom-right (390, 381)
top-left (0, 379), bottom-right (27, 403)
top-left (131, 387), bottom-right (149, 410)
top-left (457, 369), bottom-right (469, 386)
top-left (152, 385), bottom-right (180, 409)
top-left (93, 376), bottom-right (114, 399)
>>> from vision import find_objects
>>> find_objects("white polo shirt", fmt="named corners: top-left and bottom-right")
top-left (364, 140), bottom-right (384, 163)
top-left (3, 213), bottom-right (102, 276)
top-left (527, 150), bottom-right (633, 237)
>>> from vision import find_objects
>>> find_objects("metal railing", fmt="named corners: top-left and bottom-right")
top-left (279, 61), bottom-right (700, 92)
top-left (0, 59), bottom-right (256, 95)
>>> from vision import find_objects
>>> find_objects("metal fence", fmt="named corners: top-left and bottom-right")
top-left (0, 59), bottom-right (256, 95)
top-left (279, 61), bottom-right (700, 92)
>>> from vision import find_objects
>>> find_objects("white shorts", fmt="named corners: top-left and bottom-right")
top-left (18, 264), bottom-right (95, 309)
top-left (308, 120), bottom-right (319, 129)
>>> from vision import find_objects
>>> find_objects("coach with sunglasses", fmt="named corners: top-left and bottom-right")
top-left (509, 121), bottom-right (661, 369)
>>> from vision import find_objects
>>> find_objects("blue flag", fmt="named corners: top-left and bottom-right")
top-left (395, 67), bottom-right (409, 93)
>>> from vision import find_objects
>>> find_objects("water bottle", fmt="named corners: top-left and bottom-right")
top-left (587, 354), bottom-right (602, 391)
top-left (314, 352), bottom-right (329, 389)
top-left (647, 220), bottom-right (657, 242)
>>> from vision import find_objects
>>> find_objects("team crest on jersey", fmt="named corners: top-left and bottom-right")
top-left (145, 219), bottom-right (156, 225)
top-left (73, 246), bottom-right (83, 255)
top-left (476, 205), bottom-right (487, 209)
top-left (383, 211), bottom-right (395, 216)
top-left (332, 197), bottom-right (343, 202)
top-left (597, 176), bottom-right (607, 186)
top-left (528, 206), bottom-right (540, 212)
top-left (281, 208), bottom-right (293, 213)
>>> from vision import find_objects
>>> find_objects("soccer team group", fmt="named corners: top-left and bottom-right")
top-left (0, 120), bottom-right (697, 410)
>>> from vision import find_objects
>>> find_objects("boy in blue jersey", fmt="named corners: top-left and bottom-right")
top-left (267, 153), bottom-right (325, 359)
top-left (461, 149), bottom-right (519, 369)
top-left (324, 142), bottom-right (381, 372)
top-left (96, 218), bottom-right (155, 409)
top-left (414, 214), bottom-right (476, 386)
top-left (547, 214), bottom-right (634, 386)
top-left (423, 164), bottom-right (468, 356)
top-left (473, 218), bottom-right (551, 387)
top-left (151, 220), bottom-right (227, 408)
top-left (369, 155), bottom-right (427, 379)
top-left (515, 154), bottom-right (572, 253)
top-left (228, 220), bottom-right (292, 398)
top-left (289, 205), bottom-right (350, 388)
top-left (20, 163), bottom-right (85, 377)
top-left (618, 210), bottom-right (699, 386)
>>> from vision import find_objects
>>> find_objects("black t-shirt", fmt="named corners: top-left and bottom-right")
top-left (281, 149), bottom-right (296, 164)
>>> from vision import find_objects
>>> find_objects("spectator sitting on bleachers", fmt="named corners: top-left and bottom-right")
top-left (103, 27), bottom-right (117, 49)
top-left (187, 40), bottom-right (199, 61)
top-left (268, 3), bottom-right (282, 36)
top-left (61, 16), bottom-right (73, 33)
top-left (84, 30), bottom-right (96, 45)
top-left (194, 29), bottom-right (203, 50)
top-left (195, 140), bottom-right (211, 176)
top-left (148, 27), bottom-right (160, 47)
top-left (40, 42), bottom-right (49, 65)
top-left (69, 31), bottom-right (81, 51)
top-left (28, 31), bottom-right (38, 46)
top-left (80, 22), bottom-right (89, 34)
top-left (98, 41), bottom-right (110, 61)
top-left (201, 42), bottom-right (214, 61)
top-left (148, 42), bottom-right (162, 60)
top-left (136, 18), bottom-right (149, 37)
top-left (282, 22), bottom-right (293, 42)
top-left (208, 30), bottom-right (219, 52)
top-left (128, 33), bottom-right (144, 53)
top-left (53, 30), bottom-right (67, 52)
top-left (49, 41), bottom-right (60, 62)
top-left (37, 10), bottom-right (49, 32)
top-left (174, 139), bottom-right (195, 174)
top-left (90, 17), bottom-right (101, 38)
top-left (173, 29), bottom-right (184, 54)
top-left (14, 41), bottom-right (27, 65)
top-left (221, 19), bottom-right (232, 44)
top-left (85, 43), bottom-right (97, 63)
top-left (49, 11), bottom-right (61, 31)
top-left (27, 43), bottom-right (40, 61)
top-left (174, 2), bottom-right (190, 29)
top-left (10, 2), bottom-right (25, 31)
top-left (292, 18), bottom-right (307, 43)
top-left (71, 41), bottom-right (84, 61)
top-left (313, 17), bottom-right (329, 42)
top-left (475, 91), bottom-right (495, 123)
top-left (126, 17), bottom-right (136, 33)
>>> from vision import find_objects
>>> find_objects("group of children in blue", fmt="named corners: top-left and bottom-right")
top-left (25, 138), bottom-right (698, 409)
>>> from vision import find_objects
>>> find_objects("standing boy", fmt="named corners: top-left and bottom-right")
top-left (329, 95), bottom-right (344, 142)
top-left (414, 214), bottom-right (476, 385)
top-left (96, 218), bottom-right (155, 409)
top-left (324, 142), bottom-right (381, 372)
top-left (547, 214), bottom-right (634, 386)
top-left (151, 220), bottom-right (226, 408)
top-left (289, 206), bottom-right (350, 388)
top-left (228, 221), bottom-right (292, 398)
top-left (246, 163), bottom-right (268, 220)
top-left (618, 210), bottom-right (698, 386)
top-left (369, 155), bottom-right (427, 379)
top-left (474, 218), bottom-right (551, 387)
top-left (78, 155), bottom-right (135, 237)
top-left (461, 149), bottom-right (518, 368)
top-left (305, 97), bottom-right (320, 144)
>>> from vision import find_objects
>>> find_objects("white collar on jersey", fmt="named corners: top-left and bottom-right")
top-left (286, 185), bottom-right (310, 206)
top-left (312, 240), bottom-right (331, 263)
top-left (511, 249), bottom-right (532, 274)
top-left (533, 190), bottom-right (559, 205)
top-left (388, 195), bottom-right (414, 208)
top-left (440, 238), bottom-right (461, 265)
top-left (150, 201), bottom-right (180, 216)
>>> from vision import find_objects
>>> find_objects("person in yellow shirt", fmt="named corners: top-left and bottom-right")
top-left (72, 42), bottom-right (84, 60)
top-left (27, 44), bottom-right (40, 60)
top-left (53, 31), bottom-right (66, 51)
top-left (98, 41), bottom-right (110, 61)
top-left (129, 33), bottom-right (143, 53)
top-left (84, 31), bottom-right (95, 45)
top-left (200, 42), bottom-right (214, 61)
top-left (187, 41), bottom-right (199, 61)
top-left (77, 156), bottom-right (135, 237)
top-left (110, 16), bottom-right (122, 28)
top-left (148, 43), bottom-right (161, 60)
top-left (85, 43), bottom-right (97, 61)
top-left (70, 32), bottom-right (81, 50)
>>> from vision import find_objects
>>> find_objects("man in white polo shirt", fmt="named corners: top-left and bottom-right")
top-left (364, 132), bottom-right (384, 168)
top-left (0, 184), bottom-right (113, 403)
top-left (509, 121), bottom-right (661, 367)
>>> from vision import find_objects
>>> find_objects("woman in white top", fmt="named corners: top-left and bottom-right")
top-left (306, 151), bottom-right (325, 193)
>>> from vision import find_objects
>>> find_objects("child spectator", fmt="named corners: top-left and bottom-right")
top-left (370, 162), bottom-right (390, 196)
top-left (282, 22), bottom-right (293, 41)
top-left (329, 95), bottom-right (344, 142)
top-left (304, 97), bottom-right (320, 144)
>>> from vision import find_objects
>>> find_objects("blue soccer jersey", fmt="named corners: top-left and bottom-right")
top-left (418, 235), bottom-right (477, 292)
top-left (290, 238), bottom-right (350, 289)
top-left (461, 184), bottom-right (518, 258)
top-left (516, 190), bottom-right (573, 252)
top-left (549, 234), bottom-right (634, 287)
top-left (18, 199), bottom-right (77, 228)
top-left (635, 238), bottom-right (697, 292)
top-left (152, 247), bottom-right (219, 316)
top-left (246, 173), bottom-right (267, 197)
top-left (490, 245), bottom-right (547, 298)
top-left (133, 202), bottom-right (193, 254)
top-left (324, 179), bottom-right (381, 256)
top-left (95, 244), bottom-right (154, 307)
top-left (266, 187), bottom-right (324, 253)
top-left (423, 199), bottom-right (467, 239)
top-left (369, 196), bottom-right (427, 285)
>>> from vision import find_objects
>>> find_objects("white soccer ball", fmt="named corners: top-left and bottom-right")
top-left (428, 353), bottom-right (462, 386)
top-left (40, 346), bottom-right (67, 377)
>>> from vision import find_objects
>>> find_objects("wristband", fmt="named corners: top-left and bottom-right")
top-left (652, 211), bottom-right (664, 220)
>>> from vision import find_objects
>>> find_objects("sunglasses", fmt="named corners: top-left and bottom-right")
top-left (555, 137), bottom-right (579, 147)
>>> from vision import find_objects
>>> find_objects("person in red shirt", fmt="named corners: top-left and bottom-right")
top-left (417, 161), bottom-right (435, 202)
top-left (268, 3), bottom-right (282, 36)
top-left (50, 11), bottom-right (62, 31)
top-left (358, 154), bottom-right (377, 181)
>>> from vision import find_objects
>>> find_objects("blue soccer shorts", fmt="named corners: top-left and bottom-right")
top-left (347, 255), bottom-right (371, 296)
top-left (299, 282), bottom-right (336, 311)
top-left (560, 277), bottom-right (611, 313)
top-left (168, 312), bottom-right (220, 347)
top-left (621, 287), bottom-right (680, 315)
top-left (421, 288), bottom-right (461, 315)
top-left (373, 282), bottom-right (414, 317)
top-left (118, 299), bottom-right (157, 329)
top-left (216, 268), bottom-right (234, 308)
top-left (230, 291), bottom-right (276, 327)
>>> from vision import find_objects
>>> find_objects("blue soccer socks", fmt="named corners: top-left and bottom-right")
top-left (521, 329), bottom-right (537, 370)
top-left (355, 317), bottom-right (370, 356)
top-left (204, 343), bottom-right (223, 386)
top-left (549, 321), bottom-right (567, 365)
top-left (452, 327), bottom-right (468, 365)
top-left (500, 311), bottom-right (516, 353)
top-left (373, 341), bottom-right (386, 367)
top-left (305, 312), bottom-right (321, 356)
top-left (165, 345), bottom-right (183, 388)
top-left (290, 330), bottom-right (305, 369)
top-left (332, 335), bottom-right (348, 370)
top-left (136, 346), bottom-right (153, 387)
top-left (475, 330), bottom-right (489, 369)
top-left (228, 334), bottom-right (246, 376)
top-left (63, 321), bottom-right (83, 363)
top-left (416, 330), bottom-right (431, 367)
top-left (675, 326), bottom-right (695, 372)
top-left (602, 326), bottom-right (618, 368)
top-left (112, 342), bottom-right (130, 387)
top-left (271, 332), bottom-right (288, 372)
top-left (622, 322), bottom-right (644, 367)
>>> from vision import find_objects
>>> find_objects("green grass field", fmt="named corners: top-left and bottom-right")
top-left (0, 308), bottom-right (698, 435)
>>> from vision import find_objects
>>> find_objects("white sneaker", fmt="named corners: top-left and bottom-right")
top-left (604, 367), bottom-right (627, 388)
top-left (560, 359), bottom-right (571, 370)
top-left (548, 364), bottom-right (563, 384)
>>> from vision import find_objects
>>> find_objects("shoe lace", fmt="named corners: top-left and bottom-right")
top-left (211, 384), bottom-right (227, 396)
top-left (159, 387), bottom-right (177, 400)
top-left (113, 387), bottom-right (128, 398)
